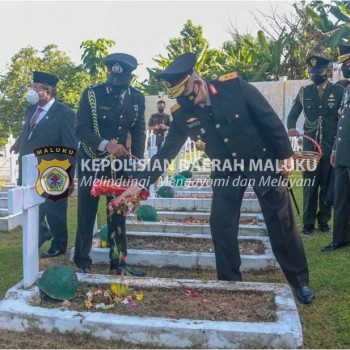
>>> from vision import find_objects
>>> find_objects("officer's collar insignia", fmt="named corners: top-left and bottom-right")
top-left (311, 58), bottom-right (317, 67)
top-left (170, 103), bottom-right (181, 114)
top-left (112, 63), bottom-right (123, 74)
top-left (208, 83), bottom-right (218, 95)
top-left (218, 71), bottom-right (239, 82)
top-left (186, 117), bottom-right (198, 123)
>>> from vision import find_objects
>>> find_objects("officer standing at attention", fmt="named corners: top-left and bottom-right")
top-left (117, 52), bottom-right (315, 304)
top-left (287, 55), bottom-right (344, 235)
top-left (148, 100), bottom-right (171, 149)
top-left (322, 43), bottom-right (350, 252)
top-left (74, 53), bottom-right (146, 276)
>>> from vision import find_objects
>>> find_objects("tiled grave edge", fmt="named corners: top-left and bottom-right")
top-left (0, 276), bottom-right (302, 349)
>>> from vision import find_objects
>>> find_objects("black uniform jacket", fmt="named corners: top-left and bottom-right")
top-left (335, 87), bottom-right (350, 167)
top-left (287, 82), bottom-right (343, 159)
top-left (75, 83), bottom-right (146, 162)
top-left (137, 74), bottom-right (293, 195)
top-left (16, 100), bottom-right (77, 185)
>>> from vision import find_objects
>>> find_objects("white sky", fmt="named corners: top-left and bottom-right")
top-left (0, 0), bottom-right (295, 81)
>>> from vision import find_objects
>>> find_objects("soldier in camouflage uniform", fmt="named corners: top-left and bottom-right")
top-left (287, 55), bottom-right (344, 235)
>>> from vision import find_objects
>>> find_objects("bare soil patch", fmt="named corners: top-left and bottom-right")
top-left (38, 284), bottom-right (276, 322)
top-left (128, 236), bottom-right (265, 254)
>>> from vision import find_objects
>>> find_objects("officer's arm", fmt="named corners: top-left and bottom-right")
top-left (130, 94), bottom-right (146, 159)
top-left (61, 106), bottom-right (78, 159)
top-left (135, 121), bottom-right (188, 187)
top-left (75, 89), bottom-right (105, 151)
top-left (286, 89), bottom-right (303, 130)
top-left (242, 81), bottom-right (293, 159)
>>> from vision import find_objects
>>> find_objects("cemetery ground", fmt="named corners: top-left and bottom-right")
top-left (1, 175), bottom-right (350, 348)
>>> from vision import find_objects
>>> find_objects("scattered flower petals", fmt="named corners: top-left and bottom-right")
top-left (184, 290), bottom-right (193, 297)
top-left (202, 298), bottom-right (209, 303)
top-left (136, 294), bottom-right (143, 301)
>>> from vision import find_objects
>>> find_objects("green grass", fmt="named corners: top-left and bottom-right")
top-left (1, 175), bottom-right (350, 348)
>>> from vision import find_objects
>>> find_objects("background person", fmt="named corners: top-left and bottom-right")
top-left (148, 100), bottom-right (171, 149)
top-left (287, 55), bottom-right (344, 235)
top-left (73, 53), bottom-right (146, 276)
top-left (117, 52), bottom-right (315, 304)
top-left (11, 71), bottom-right (77, 257)
top-left (322, 43), bottom-right (350, 252)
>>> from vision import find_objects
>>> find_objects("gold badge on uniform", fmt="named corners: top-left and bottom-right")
top-left (311, 58), bottom-right (317, 67)
top-left (195, 138), bottom-right (206, 151)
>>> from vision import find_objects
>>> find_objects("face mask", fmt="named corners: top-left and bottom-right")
top-left (311, 74), bottom-right (327, 86)
top-left (341, 64), bottom-right (350, 79)
top-left (158, 108), bottom-right (165, 113)
top-left (26, 89), bottom-right (39, 104)
top-left (177, 88), bottom-right (197, 111)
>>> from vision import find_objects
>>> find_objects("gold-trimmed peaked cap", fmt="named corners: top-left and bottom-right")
top-left (305, 55), bottom-right (331, 74)
top-left (337, 42), bottom-right (350, 63)
top-left (155, 53), bottom-right (197, 98)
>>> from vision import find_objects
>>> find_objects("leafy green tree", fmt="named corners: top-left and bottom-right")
top-left (80, 38), bottom-right (115, 81)
top-left (140, 20), bottom-right (223, 94)
top-left (294, 1), bottom-right (350, 54)
top-left (0, 45), bottom-right (91, 137)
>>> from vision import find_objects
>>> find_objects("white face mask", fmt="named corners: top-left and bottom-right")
top-left (26, 89), bottom-right (39, 104)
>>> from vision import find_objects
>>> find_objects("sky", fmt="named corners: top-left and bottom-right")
top-left (0, 1), bottom-right (295, 81)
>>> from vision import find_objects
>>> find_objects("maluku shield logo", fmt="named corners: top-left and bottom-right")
top-left (36, 159), bottom-right (74, 202)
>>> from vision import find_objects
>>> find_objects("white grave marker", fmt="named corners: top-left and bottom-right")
top-left (8, 154), bottom-right (44, 288)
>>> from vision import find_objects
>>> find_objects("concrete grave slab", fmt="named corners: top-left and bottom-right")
top-left (72, 234), bottom-right (278, 271)
top-left (0, 276), bottom-right (302, 349)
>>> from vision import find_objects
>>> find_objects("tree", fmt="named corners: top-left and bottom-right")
top-left (0, 45), bottom-right (91, 137)
top-left (80, 38), bottom-right (116, 81)
top-left (294, 1), bottom-right (350, 54)
top-left (140, 20), bottom-right (223, 94)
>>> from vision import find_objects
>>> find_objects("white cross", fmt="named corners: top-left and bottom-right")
top-left (8, 154), bottom-right (44, 288)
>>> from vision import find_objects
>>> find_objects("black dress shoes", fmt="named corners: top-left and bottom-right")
top-left (318, 223), bottom-right (331, 233)
top-left (296, 286), bottom-right (315, 304)
top-left (302, 225), bottom-right (314, 235)
top-left (41, 248), bottom-right (64, 258)
top-left (322, 241), bottom-right (350, 252)
top-left (110, 262), bottom-right (146, 277)
top-left (79, 267), bottom-right (91, 274)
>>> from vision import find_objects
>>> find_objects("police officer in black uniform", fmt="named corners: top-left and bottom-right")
top-left (74, 53), bottom-right (146, 275)
top-left (322, 43), bottom-right (350, 251)
top-left (287, 55), bottom-right (344, 235)
top-left (117, 53), bottom-right (315, 304)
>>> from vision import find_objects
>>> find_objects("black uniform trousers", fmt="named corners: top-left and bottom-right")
top-left (74, 170), bottom-right (127, 269)
top-left (210, 176), bottom-right (309, 290)
top-left (302, 158), bottom-right (332, 226)
top-left (39, 198), bottom-right (68, 252)
top-left (333, 166), bottom-right (350, 243)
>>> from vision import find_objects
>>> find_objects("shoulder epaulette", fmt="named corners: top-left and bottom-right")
top-left (218, 72), bottom-right (239, 82)
top-left (130, 85), bottom-right (142, 93)
top-left (170, 103), bottom-right (181, 114)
